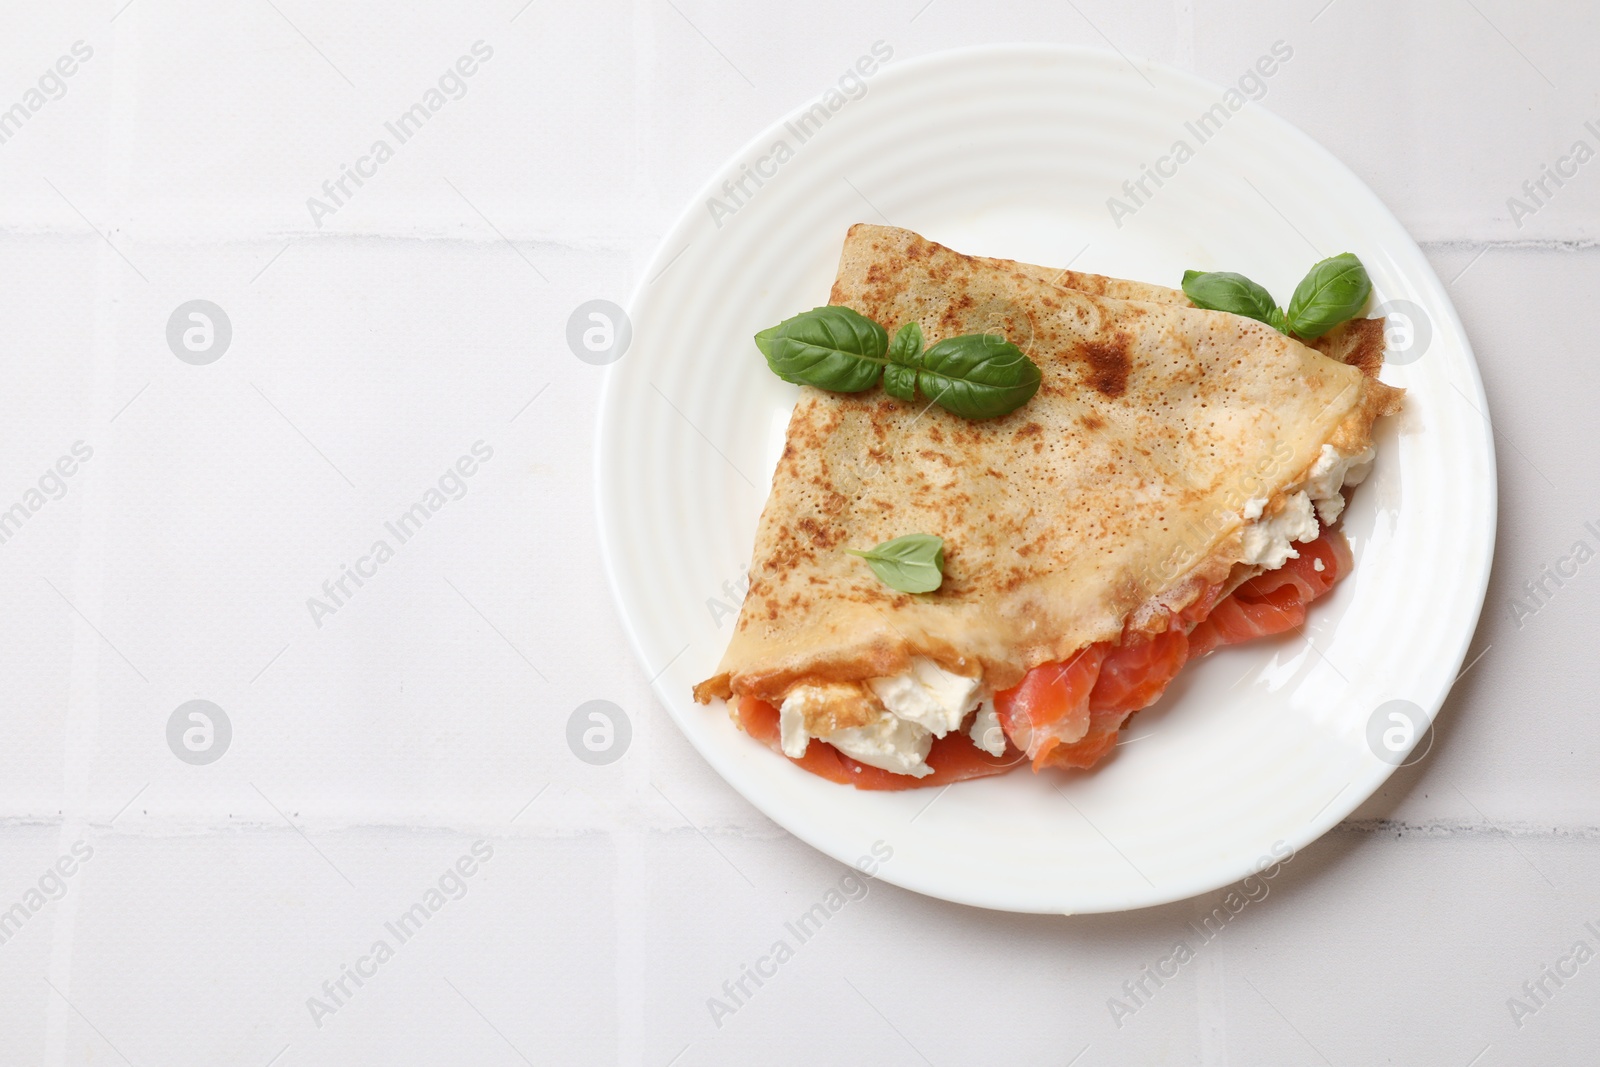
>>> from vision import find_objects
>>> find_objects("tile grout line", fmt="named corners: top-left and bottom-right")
top-left (44, 13), bottom-right (146, 1065)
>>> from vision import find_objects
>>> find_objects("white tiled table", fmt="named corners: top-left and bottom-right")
top-left (0, 2), bottom-right (1594, 1064)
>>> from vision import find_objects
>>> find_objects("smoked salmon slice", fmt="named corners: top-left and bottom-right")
top-left (735, 527), bottom-right (1353, 787)
top-left (1008, 626), bottom-right (1189, 771)
top-left (1025, 628), bottom-right (1192, 771)
top-left (1002, 529), bottom-right (1351, 772)
top-left (1186, 586), bottom-right (1306, 658)
top-left (1188, 529), bottom-right (1350, 658)
top-left (993, 645), bottom-right (1107, 771)
top-left (1090, 629), bottom-right (1190, 715)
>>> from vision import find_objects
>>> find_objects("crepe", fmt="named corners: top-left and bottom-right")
top-left (695, 224), bottom-right (1401, 720)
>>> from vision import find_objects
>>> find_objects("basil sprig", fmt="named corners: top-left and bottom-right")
top-left (1181, 253), bottom-right (1370, 339)
top-left (846, 533), bottom-right (945, 594)
top-left (755, 307), bottom-right (1041, 420)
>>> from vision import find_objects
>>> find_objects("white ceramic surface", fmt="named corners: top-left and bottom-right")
top-left (597, 45), bottom-right (1495, 913)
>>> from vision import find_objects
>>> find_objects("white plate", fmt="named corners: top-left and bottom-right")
top-left (596, 45), bottom-right (1495, 913)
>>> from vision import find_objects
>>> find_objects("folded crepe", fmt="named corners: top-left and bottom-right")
top-left (695, 224), bottom-right (1401, 786)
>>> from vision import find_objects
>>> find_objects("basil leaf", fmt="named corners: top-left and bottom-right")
top-left (882, 321), bottom-right (923, 401)
top-left (1284, 253), bottom-right (1371, 339)
top-left (915, 334), bottom-right (1041, 420)
top-left (888, 321), bottom-right (922, 366)
top-left (756, 305), bottom-right (887, 392)
top-left (847, 533), bottom-right (945, 594)
top-left (1181, 270), bottom-right (1283, 329)
top-left (882, 363), bottom-right (918, 402)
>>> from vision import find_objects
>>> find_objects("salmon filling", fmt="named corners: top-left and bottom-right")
top-left (734, 526), bottom-right (1353, 790)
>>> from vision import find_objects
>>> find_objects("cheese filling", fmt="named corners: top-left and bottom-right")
top-left (968, 700), bottom-right (1006, 757)
top-left (779, 657), bottom-right (985, 776)
top-left (1237, 443), bottom-right (1374, 568)
top-left (869, 658), bottom-right (980, 736)
top-left (1304, 443), bottom-right (1374, 524)
top-left (1239, 490), bottom-right (1319, 569)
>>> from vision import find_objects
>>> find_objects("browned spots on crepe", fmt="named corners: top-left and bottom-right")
top-left (1076, 333), bottom-right (1133, 397)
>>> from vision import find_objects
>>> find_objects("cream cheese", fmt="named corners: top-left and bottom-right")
top-left (968, 701), bottom-right (1006, 757)
top-left (1237, 444), bottom-right (1375, 567)
top-left (779, 658), bottom-right (985, 776)
top-left (1239, 490), bottom-right (1319, 569)
top-left (868, 657), bottom-right (980, 737)
top-left (777, 690), bottom-right (817, 760)
top-left (825, 714), bottom-right (935, 777)
top-left (1303, 444), bottom-right (1374, 524)
top-left (778, 688), bottom-right (936, 776)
